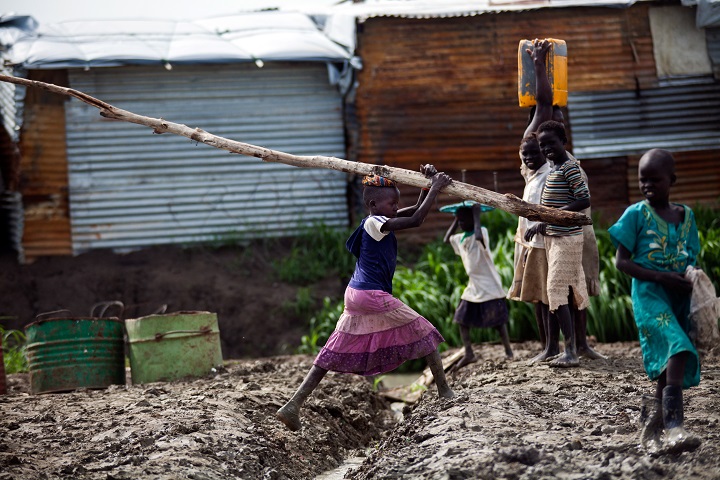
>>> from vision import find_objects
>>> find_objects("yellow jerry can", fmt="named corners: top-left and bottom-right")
top-left (518, 38), bottom-right (567, 107)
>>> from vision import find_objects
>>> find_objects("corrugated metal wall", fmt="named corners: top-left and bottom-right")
top-left (628, 149), bottom-right (720, 205)
top-left (708, 27), bottom-right (720, 78)
top-left (0, 63), bottom-right (17, 142)
top-left (0, 64), bottom-right (24, 258)
top-left (65, 63), bottom-right (347, 253)
top-left (568, 82), bottom-right (720, 158)
top-left (354, 3), bottom-right (657, 232)
top-left (20, 69), bottom-right (73, 258)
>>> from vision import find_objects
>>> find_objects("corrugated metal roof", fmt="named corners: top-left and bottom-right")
top-left (5, 11), bottom-right (350, 69)
top-left (328, 0), bottom-right (642, 20)
top-left (568, 81), bottom-right (720, 158)
top-left (64, 63), bottom-right (348, 253)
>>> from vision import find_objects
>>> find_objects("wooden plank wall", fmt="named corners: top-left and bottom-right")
top-left (354, 3), bottom-right (663, 237)
top-left (20, 70), bottom-right (73, 259)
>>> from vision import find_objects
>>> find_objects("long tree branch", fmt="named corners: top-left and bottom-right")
top-left (0, 74), bottom-right (591, 226)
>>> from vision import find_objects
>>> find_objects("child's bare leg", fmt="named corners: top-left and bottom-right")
top-left (535, 302), bottom-right (547, 348)
top-left (276, 365), bottom-right (327, 431)
top-left (425, 350), bottom-right (455, 398)
top-left (549, 304), bottom-right (579, 367)
top-left (454, 325), bottom-right (477, 370)
top-left (573, 305), bottom-right (606, 360)
top-left (496, 324), bottom-right (513, 359)
top-left (662, 352), bottom-right (701, 452)
top-left (453, 325), bottom-right (477, 371)
top-left (529, 303), bottom-right (558, 363)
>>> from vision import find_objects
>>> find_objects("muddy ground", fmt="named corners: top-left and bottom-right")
top-left (2, 342), bottom-right (719, 480)
top-left (2, 245), bottom-right (720, 479)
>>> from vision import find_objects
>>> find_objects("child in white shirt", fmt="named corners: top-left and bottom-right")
top-left (442, 201), bottom-right (513, 370)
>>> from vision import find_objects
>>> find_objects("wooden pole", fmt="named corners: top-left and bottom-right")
top-left (0, 74), bottom-right (591, 226)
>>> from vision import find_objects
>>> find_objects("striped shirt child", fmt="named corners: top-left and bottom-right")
top-left (540, 159), bottom-right (590, 236)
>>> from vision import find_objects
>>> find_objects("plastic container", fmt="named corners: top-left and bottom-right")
top-left (125, 311), bottom-right (223, 385)
top-left (24, 315), bottom-right (126, 394)
top-left (518, 38), bottom-right (568, 107)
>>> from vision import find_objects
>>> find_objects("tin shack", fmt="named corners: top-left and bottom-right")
top-left (0, 11), bottom-right (353, 261)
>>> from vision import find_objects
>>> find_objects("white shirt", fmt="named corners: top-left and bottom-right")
top-left (449, 228), bottom-right (506, 303)
top-left (515, 162), bottom-right (551, 249)
top-left (364, 215), bottom-right (389, 241)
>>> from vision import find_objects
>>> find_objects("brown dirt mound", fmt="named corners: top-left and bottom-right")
top-left (349, 342), bottom-right (720, 480)
top-left (0, 243), bottom-right (345, 360)
top-left (2, 343), bottom-right (719, 479)
top-left (0, 356), bottom-right (394, 480)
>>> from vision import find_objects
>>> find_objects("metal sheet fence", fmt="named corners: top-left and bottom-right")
top-left (66, 63), bottom-right (348, 253)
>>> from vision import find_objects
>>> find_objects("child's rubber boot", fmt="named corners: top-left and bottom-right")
top-left (661, 385), bottom-right (701, 453)
top-left (638, 395), bottom-right (663, 453)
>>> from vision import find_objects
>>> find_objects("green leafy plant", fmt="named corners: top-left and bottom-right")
top-left (410, 382), bottom-right (428, 393)
top-left (1, 325), bottom-right (28, 374)
top-left (298, 297), bottom-right (345, 355)
top-left (282, 287), bottom-right (316, 320)
top-left (372, 375), bottom-right (387, 391)
top-left (273, 223), bottom-right (355, 285)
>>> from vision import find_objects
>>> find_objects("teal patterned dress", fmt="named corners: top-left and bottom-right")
top-left (608, 200), bottom-right (700, 388)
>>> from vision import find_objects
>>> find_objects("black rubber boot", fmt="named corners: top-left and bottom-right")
top-left (662, 385), bottom-right (701, 453)
top-left (639, 395), bottom-right (663, 452)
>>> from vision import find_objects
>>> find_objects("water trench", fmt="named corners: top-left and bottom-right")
top-left (313, 372), bottom-right (418, 479)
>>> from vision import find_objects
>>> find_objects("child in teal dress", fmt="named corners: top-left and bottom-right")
top-left (608, 149), bottom-right (701, 453)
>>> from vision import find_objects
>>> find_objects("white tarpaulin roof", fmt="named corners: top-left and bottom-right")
top-left (5, 11), bottom-right (351, 69)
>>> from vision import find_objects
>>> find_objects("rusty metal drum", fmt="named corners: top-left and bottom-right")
top-left (125, 311), bottom-right (223, 385)
top-left (24, 315), bottom-right (126, 394)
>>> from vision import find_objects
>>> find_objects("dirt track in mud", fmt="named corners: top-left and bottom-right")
top-left (2, 341), bottom-right (719, 480)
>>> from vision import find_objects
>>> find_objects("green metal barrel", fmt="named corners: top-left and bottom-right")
top-left (24, 317), bottom-right (126, 394)
top-left (125, 311), bottom-right (223, 385)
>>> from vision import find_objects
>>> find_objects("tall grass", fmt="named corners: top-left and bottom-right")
top-left (1, 325), bottom-right (28, 374)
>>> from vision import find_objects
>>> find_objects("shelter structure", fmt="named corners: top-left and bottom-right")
top-left (2, 1), bottom-right (720, 258)
top-left (325, 0), bottom-right (720, 235)
top-left (0, 11), bottom-right (353, 261)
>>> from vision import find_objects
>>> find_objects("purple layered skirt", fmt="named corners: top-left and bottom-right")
top-left (314, 287), bottom-right (445, 376)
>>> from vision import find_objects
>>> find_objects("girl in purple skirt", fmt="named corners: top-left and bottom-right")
top-left (277, 166), bottom-right (455, 431)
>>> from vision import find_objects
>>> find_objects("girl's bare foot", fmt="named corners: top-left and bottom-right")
top-left (438, 385), bottom-right (455, 399)
top-left (276, 401), bottom-right (301, 431)
top-left (577, 345), bottom-right (607, 360)
top-left (527, 349), bottom-right (559, 365)
top-left (549, 351), bottom-right (580, 368)
top-left (453, 354), bottom-right (477, 371)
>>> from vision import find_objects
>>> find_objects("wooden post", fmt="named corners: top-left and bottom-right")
top-left (0, 74), bottom-right (591, 226)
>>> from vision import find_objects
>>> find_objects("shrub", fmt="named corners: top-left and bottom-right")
top-left (1, 325), bottom-right (28, 374)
